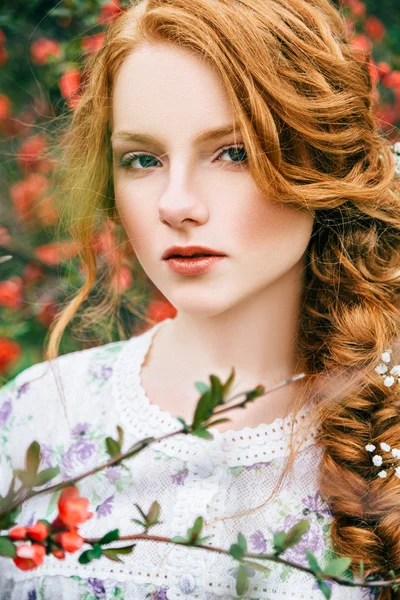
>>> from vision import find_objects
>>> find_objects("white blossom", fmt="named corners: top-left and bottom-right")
top-left (372, 455), bottom-right (383, 466)
top-left (378, 470), bottom-right (387, 478)
top-left (375, 363), bottom-right (388, 375)
top-left (395, 466), bottom-right (400, 478)
top-left (365, 444), bottom-right (376, 452)
top-left (390, 365), bottom-right (400, 376)
top-left (384, 376), bottom-right (395, 387)
top-left (381, 351), bottom-right (391, 363)
top-left (380, 442), bottom-right (391, 452)
top-left (394, 141), bottom-right (400, 154)
top-left (392, 448), bottom-right (400, 458)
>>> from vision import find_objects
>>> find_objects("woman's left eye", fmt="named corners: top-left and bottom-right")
top-left (118, 143), bottom-right (248, 170)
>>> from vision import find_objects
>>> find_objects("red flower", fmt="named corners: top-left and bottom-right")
top-left (53, 530), bottom-right (84, 553)
top-left (0, 338), bottom-right (21, 374)
top-left (34, 240), bottom-right (78, 265)
top-left (51, 547), bottom-right (66, 560)
top-left (10, 173), bottom-right (49, 222)
top-left (345, 0), bottom-right (366, 17)
top-left (0, 277), bottom-right (23, 310)
top-left (146, 299), bottom-right (177, 323)
top-left (82, 33), bottom-right (105, 56)
top-left (27, 522), bottom-right (50, 542)
top-left (0, 227), bottom-right (11, 245)
top-left (23, 263), bottom-right (45, 284)
top-left (36, 301), bottom-right (58, 327)
top-left (13, 543), bottom-right (46, 571)
top-left (57, 486), bottom-right (94, 529)
top-left (113, 265), bottom-right (134, 293)
top-left (364, 16), bottom-right (386, 43)
top-left (17, 134), bottom-right (48, 172)
top-left (382, 71), bottom-right (400, 90)
top-left (0, 46), bottom-right (8, 67)
top-left (59, 69), bottom-right (81, 99)
top-left (350, 34), bottom-right (372, 57)
top-left (8, 526), bottom-right (28, 541)
top-left (30, 38), bottom-right (61, 66)
top-left (97, 1), bottom-right (122, 24)
top-left (0, 94), bottom-right (11, 119)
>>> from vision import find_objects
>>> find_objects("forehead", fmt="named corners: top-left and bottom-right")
top-left (111, 42), bottom-right (237, 141)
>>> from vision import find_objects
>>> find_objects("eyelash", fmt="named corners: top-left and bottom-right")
top-left (118, 143), bottom-right (248, 171)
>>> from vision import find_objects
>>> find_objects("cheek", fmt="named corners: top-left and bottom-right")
top-left (234, 190), bottom-right (314, 260)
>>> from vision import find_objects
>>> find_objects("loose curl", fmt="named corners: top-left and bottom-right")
top-left (46, 0), bottom-right (400, 594)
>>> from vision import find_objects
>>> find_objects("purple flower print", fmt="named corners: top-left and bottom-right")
top-left (250, 529), bottom-right (267, 553)
top-left (96, 495), bottom-right (115, 518)
top-left (17, 382), bottom-right (30, 399)
top-left (27, 590), bottom-right (37, 600)
top-left (276, 515), bottom-right (325, 567)
top-left (302, 491), bottom-right (333, 519)
top-left (106, 466), bottom-right (121, 484)
top-left (87, 578), bottom-right (106, 599)
top-left (71, 422), bottom-right (90, 438)
top-left (61, 438), bottom-right (97, 477)
top-left (171, 468), bottom-right (189, 486)
top-left (89, 365), bottom-right (113, 381)
top-left (39, 443), bottom-right (56, 469)
top-left (26, 513), bottom-right (36, 527)
top-left (245, 461), bottom-right (270, 471)
top-left (151, 586), bottom-right (169, 600)
top-left (0, 400), bottom-right (11, 428)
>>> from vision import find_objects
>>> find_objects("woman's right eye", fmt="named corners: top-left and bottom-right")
top-left (119, 153), bottom-right (161, 170)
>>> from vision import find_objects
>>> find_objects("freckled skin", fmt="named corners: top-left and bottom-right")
top-left (112, 42), bottom-right (315, 428)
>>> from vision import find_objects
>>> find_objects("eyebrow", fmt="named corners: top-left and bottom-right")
top-left (111, 123), bottom-right (242, 148)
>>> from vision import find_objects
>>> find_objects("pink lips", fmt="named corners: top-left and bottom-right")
top-left (165, 255), bottom-right (225, 276)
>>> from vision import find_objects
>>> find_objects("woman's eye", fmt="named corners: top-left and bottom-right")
top-left (118, 143), bottom-right (248, 171)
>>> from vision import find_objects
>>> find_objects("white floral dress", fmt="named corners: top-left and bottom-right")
top-left (0, 318), bottom-right (378, 600)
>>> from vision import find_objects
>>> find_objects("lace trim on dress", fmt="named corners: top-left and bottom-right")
top-left (112, 318), bottom-right (318, 462)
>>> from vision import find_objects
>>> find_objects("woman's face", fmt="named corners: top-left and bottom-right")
top-left (112, 42), bottom-right (314, 317)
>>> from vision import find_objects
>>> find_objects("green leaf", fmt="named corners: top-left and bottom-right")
top-left (272, 531), bottom-right (287, 555)
top-left (323, 557), bottom-right (352, 578)
top-left (358, 560), bottom-right (364, 579)
top-left (25, 441), bottom-right (41, 476)
top-left (99, 529), bottom-right (120, 546)
top-left (78, 549), bottom-right (94, 564)
top-left (187, 516), bottom-right (204, 544)
top-left (134, 504), bottom-right (148, 522)
top-left (316, 580), bottom-right (332, 599)
top-left (230, 533), bottom-right (247, 561)
top-left (105, 437), bottom-right (121, 459)
top-left (13, 469), bottom-right (33, 486)
top-left (0, 537), bottom-right (16, 558)
top-left (131, 519), bottom-right (146, 528)
top-left (191, 426), bottom-right (213, 440)
top-left (236, 563), bottom-right (249, 596)
top-left (147, 501), bottom-right (160, 525)
top-left (116, 426), bottom-right (124, 449)
top-left (244, 385), bottom-right (265, 404)
top-left (34, 467), bottom-right (60, 488)
top-left (0, 506), bottom-right (21, 531)
top-left (283, 520), bottom-right (310, 550)
top-left (204, 418), bottom-right (231, 428)
top-left (170, 536), bottom-right (187, 544)
top-left (103, 544), bottom-right (135, 562)
top-left (242, 560), bottom-right (271, 576)
top-left (222, 367), bottom-right (236, 397)
top-left (305, 551), bottom-right (322, 577)
top-left (195, 381), bottom-right (209, 394)
top-left (175, 417), bottom-right (189, 433)
top-left (91, 543), bottom-right (103, 559)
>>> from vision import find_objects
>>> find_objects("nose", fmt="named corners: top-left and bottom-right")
top-left (158, 165), bottom-right (209, 229)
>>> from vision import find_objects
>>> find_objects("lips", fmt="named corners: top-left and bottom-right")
top-left (162, 245), bottom-right (226, 260)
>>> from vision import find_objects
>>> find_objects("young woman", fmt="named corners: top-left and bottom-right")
top-left (1, 0), bottom-right (399, 598)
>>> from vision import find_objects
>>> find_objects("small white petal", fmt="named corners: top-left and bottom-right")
top-left (375, 363), bottom-right (388, 374)
top-left (384, 376), bottom-right (395, 387)
top-left (392, 448), bottom-right (400, 458)
top-left (372, 455), bottom-right (383, 466)
top-left (380, 442), bottom-right (391, 452)
top-left (390, 365), bottom-right (400, 376)
top-left (394, 141), bottom-right (400, 154)
top-left (395, 466), bottom-right (400, 477)
top-left (365, 444), bottom-right (376, 452)
top-left (381, 352), bottom-right (391, 363)
top-left (378, 470), bottom-right (387, 478)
